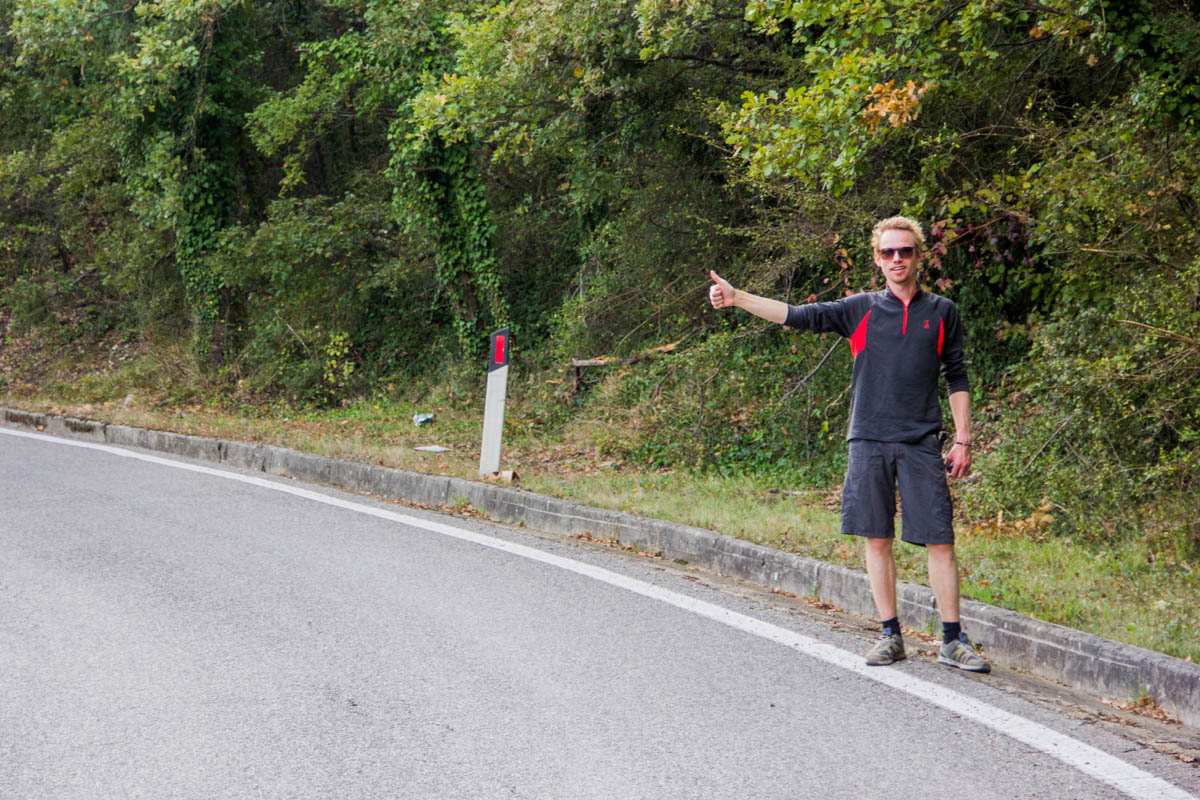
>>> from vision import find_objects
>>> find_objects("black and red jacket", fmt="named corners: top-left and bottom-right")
top-left (784, 289), bottom-right (969, 443)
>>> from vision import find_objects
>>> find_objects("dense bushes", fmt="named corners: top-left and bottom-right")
top-left (967, 261), bottom-right (1200, 549)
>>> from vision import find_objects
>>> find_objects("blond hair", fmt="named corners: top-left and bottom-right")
top-left (871, 216), bottom-right (926, 257)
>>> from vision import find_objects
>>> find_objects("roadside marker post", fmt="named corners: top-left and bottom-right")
top-left (479, 327), bottom-right (510, 476)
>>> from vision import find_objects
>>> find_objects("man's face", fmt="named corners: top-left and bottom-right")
top-left (873, 228), bottom-right (921, 290)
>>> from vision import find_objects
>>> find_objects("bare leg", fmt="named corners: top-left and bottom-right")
top-left (865, 537), bottom-right (898, 621)
top-left (927, 543), bottom-right (960, 623)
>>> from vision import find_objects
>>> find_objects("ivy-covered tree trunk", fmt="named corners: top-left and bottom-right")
top-left (393, 137), bottom-right (509, 357)
top-left (177, 157), bottom-right (234, 367)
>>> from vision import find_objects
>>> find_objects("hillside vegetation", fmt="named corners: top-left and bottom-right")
top-left (2, 1), bottom-right (1198, 636)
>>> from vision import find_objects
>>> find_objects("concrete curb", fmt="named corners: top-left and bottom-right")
top-left (5, 406), bottom-right (1199, 728)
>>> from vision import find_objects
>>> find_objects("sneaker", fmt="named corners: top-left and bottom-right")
top-left (865, 633), bottom-right (906, 666)
top-left (938, 632), bottom-right (991, 673)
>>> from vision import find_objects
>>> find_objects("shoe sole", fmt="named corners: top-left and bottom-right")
top-left (938, 655), bottom-right (990, 673)
top-left (866, 655), bottom-right (906, 666)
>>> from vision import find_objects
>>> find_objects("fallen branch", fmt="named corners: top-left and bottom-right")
top-left (567, 340), bottom-right (681, 370)
top-left (567, 340), bottom-right (682, 393)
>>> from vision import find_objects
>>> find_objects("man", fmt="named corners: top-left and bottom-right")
top-left (707, 216), bottom-right (988, 672)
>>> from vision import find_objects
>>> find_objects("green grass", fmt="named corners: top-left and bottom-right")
top-left (4, 360), bottom-right (1198, 664)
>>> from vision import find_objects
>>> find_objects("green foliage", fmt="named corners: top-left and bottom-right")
top-left (3, 272), bottom-right (65, 330)
top-left (389, 135), bottom-right (510, 354)
top-left (568, 327), bottom-right (852, 485)
top-left (2, 0), bottom-right (287, 358)
top-left (410, 0), bottom-right (781, 366)
top-left (966, 260), bottom-right (1200, 550)
top-left (207, 184), bottom-right (436, 403)
top-left (543, 149), bottom-right (745, 363)
top-left (246, 0), bottom-right (450, 193)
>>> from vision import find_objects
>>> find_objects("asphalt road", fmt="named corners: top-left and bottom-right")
top-left (1, 428), bottom-right (1196, 800)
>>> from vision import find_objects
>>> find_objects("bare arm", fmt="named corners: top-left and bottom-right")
top-left (944, 390), bottom-right (972, 479)
top-left (708, 271), bottom-right (790, 324)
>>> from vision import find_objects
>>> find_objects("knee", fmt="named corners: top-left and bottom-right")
top-left (865, 537), bottom-right (893, 557)
top-left (927, 543), bottom-right (956, 563)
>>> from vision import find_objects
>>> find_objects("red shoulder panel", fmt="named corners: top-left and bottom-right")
top-left (850, 310), bottom-right (871, 359)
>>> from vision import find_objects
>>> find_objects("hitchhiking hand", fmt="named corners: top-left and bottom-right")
top-left (709, 271), bottom-right (734, 309)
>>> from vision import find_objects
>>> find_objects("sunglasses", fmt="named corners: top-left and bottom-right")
top-left (879, 246), bottom-right (916, 259)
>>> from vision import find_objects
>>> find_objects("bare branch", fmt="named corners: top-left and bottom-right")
top-left (1117, 319), bottom-right (1200, 348)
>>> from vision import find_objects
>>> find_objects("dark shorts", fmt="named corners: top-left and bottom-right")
top-left (840, 434), bottom-right (954, 546)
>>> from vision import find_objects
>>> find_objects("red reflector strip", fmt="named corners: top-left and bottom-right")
top-left (494, 334), bottom-right (507, 365)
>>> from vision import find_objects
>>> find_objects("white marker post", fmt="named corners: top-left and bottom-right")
top-left (479, 327), bottom-right (510, 476)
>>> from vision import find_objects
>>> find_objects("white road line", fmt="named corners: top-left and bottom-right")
top-left (3, 425), bottom-right (1195, 800)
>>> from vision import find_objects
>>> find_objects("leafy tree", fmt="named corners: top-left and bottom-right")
top-left (250, 0), bottom-right (510, 357)
top-left (2, 1), bottom-right (283, 354)
top-left (411, 0), bottom-right (792, 358)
